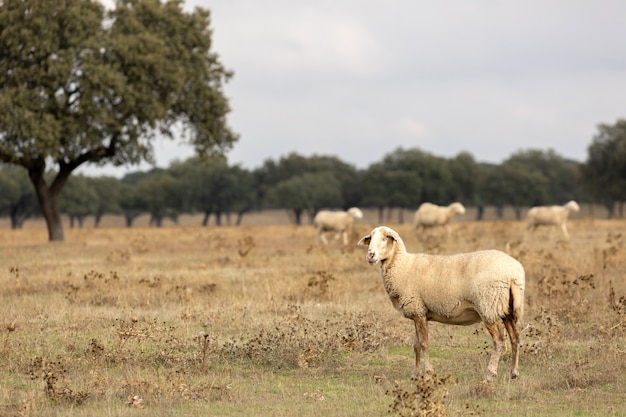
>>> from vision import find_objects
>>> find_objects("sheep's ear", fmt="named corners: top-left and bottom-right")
top-left (385, 229), bottom-right (401, 242)
top-left (357, 235), bottom-right (371, 246)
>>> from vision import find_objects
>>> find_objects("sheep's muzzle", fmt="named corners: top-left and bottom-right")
top-left (365, 250), bottom-right (378, 265)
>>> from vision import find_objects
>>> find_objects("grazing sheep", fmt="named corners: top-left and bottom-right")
top-left (526, 200), bottom-right (580, 239)
top-left (358, 226), bottom-right (525, 381)
top-left (314, 207), bottom-right (363, 246)
top-left (413, 202), bottom-right (466, 234)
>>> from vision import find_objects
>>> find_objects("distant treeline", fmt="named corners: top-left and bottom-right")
top-left (0, 145), bottom-right (624, 229)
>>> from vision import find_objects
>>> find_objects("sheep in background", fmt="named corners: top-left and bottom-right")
top-left (413, 202), bottom-right (466, 234)
top-left (314, 207), bottom-right (363, 246)
top-left (358, 226), bottom-right (525, 381)
top-left (526, 200), bottom-right (580, 239)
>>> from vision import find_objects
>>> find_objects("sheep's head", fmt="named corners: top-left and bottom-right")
top-left (358, 226), bottom-right (402, 265)
top-left (348, 207), bottom-right (364, 219)
top-left (565, 200), bottom-right (580, 212)
top-left (451, 202), bottom-right (466, 214)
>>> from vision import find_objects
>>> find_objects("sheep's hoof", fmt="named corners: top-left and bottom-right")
top-left (510, 372), bottom-right (519, 380)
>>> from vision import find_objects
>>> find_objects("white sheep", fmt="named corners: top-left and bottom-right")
top-left (313, 207), bottom-right (364, 246)
top-left (526, 200), bottom-right (580, 239)
top-left (358, 226), bottom-right (525, 381)
top-left (413, 202), bottom-right (466, 234)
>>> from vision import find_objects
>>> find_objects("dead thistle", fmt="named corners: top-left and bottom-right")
top-left (387, 374), bottom-right (456, 417)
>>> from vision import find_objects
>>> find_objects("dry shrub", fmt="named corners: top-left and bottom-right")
top-left (28, 356), bottom-right (90, 405)
top-left (121, 368), bottom-right (233, 406)
top-left (537, 342), bottom-right (626, 391)
top-left (1, 322), bottom-right (16, 354)
top-left (387, 374), bottom-right (458, 417)
top-left (608, 281), bottom-right (626, 333)
top-left (222, 305), bottom-right (340, 368)
top-left (305, 270), bottom-right (335, 299)
top-left (238, 235), bottom-right (255, 257)
top-left (340, 312), bottom-right (387, 352)
top-left (63, 268), bottom-right (217, 308)
top-left (106, 248), bottom-right (131, 263)
top-left (219, 305), bottom-right (391, 368)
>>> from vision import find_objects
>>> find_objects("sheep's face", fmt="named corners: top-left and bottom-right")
top-left (566, 201), bottom-right (580, 212)
top-left (358, 226), bottom-right (399, 265)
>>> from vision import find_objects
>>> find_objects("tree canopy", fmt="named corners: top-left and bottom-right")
top-left (580, 119), bottom-right (626, 217)
top-left (0, 0), bottom-right (237, 241)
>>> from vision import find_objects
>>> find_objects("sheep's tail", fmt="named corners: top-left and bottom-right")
top-left (509, 277), bottom-right (525, 321)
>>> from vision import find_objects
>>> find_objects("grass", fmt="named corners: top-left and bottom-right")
top-left (1, 215), bottom-right (626, 416)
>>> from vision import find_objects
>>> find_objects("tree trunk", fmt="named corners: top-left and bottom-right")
top-left (28, 161), bottom-right (66, 242)
top-left (10, 214), bottom-right (23, 229)
top-left (10, 206), bottom-right (26, 229)
top-left (606, 202), bottom-right (615, 219)
top-left (215, 212), bottom-right (222, 226)
top-left (293, 209), bottom-right (302, 225)
top-left (476, 205), bottom-right (484, 221)
top-left (202, 211), bottom-right (211, 226)
top-left (151, 214), bottom-right (163, 227)
top-left (38, 196), bottom-right (64, 240)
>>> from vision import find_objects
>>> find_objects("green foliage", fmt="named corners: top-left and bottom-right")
top-left (379, 147), bottom-right (457, 205)
top-left (0, 165), bottom-right (39, 228)
top-left (58, 175), bottom-right (99, 223)
top-left (581, 119), bottom-right (626, 216)
top-left (136, 171), bottom-right (183, 226)
top-left (504, 149), bottom-right (580, 205)
top-left (171, 157), bottom-right (257, 225)
top-left (257, 153), bottom-right (358, 224)
top-left (448, 152), bottom-right (479, 204)
top-left (266, 172), bottom-right (343, 224)
top-left (90, 176), bottom-right (123, 223)
top-left (361, 164), bottom-right (422, 209)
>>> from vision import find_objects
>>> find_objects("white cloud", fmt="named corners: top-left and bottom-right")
top-left (396, 118), bottom-right (429, 139)
top-left (277, 17), bottom-right (382, 77)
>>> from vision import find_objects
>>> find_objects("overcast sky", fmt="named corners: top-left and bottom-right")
top-left (86, 0), bottom-right (626, 176)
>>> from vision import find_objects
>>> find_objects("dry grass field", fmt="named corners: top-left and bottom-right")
top-left (1, 212), bottom-right (625, 416)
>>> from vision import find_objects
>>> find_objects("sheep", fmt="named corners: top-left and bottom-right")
top-left (358, 226), bottom-right (525, 381)
top-left (526, 200), bottom-right (580, 239)
top-left (313, 207), bottom-right (364, 246)
top-left (413, 202), bottom-right (466, 234)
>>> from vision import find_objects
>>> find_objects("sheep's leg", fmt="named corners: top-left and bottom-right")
top-left (319, 231), bottom-right (328, 245)
top-left (561, 223), bottom-right (570, 239)
top-left (342, 231), bottom-right (348, 246)
top-left (412, 317), bottom-right (433, 375)
top-left (484, 322), bottom-right (505, 381)
top-left (503, 317), bottom-right (520, 379)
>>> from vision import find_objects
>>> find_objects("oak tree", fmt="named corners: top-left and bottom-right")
top-left (0, 0), bottom-right (237, 241)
